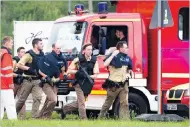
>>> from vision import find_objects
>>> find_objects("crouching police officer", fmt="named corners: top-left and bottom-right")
top-left (37, 43), bottom-right (68, 119)
top-left (13, 47), bottom-right (26, 119)
top-left (98, 41), bottom-right (133, 120)
top-left (62, 43), bottom-right (99, 120)
top-left (16, 38), bottom-right (44, 118)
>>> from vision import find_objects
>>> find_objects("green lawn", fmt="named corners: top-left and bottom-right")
top-left (0, 112), bottom-right (189, 127)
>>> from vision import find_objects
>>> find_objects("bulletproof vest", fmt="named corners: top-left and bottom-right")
top-left (24, 50), bottom-right (44, 75)
top-left (109, 53), bottom-right (131, 68)
top-left (76, 54), bottom-right (96, 96)
top-left (13, 56), bottom-right (23, 75)
top-left (50, 51), bottom-right (67, 71)
top-left (38, 53), bottom-right (60, 78)
top-left (78, 54), bottom-right (96, 76)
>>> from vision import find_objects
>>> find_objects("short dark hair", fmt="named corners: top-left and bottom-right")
top-left (52, 43), bottom-right (56, 48)
top-left (116, 41), bottom-right (127, 50)
top-left (116, 27), bottom-right (125, 33)
top-left (17, 47), bottom-right (25, 53)
top-left (82, 43), bottom-right (92, 50)
top-left (2, 36), bottom-right (13, 45)
top-left (32, 38), bottom-right (42, 48)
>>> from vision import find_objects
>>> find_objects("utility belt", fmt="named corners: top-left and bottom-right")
top-left (102, 79), bottom-right (128, 89)
top-left (39, 77), bottom-right (61, 88)
top-left (23, 76), bottom-right (40, 81)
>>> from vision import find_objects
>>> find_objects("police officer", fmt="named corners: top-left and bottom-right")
top-left (16, 38), bottom-right (44, 118)
top-left (62, 43), bottom-right (99, 120)
top-left (13, 47), bottom-right (26, 119)
top-left (37, 43), bottom-right (67, 119)
top-left (98, 41), bottom-right (133, 120)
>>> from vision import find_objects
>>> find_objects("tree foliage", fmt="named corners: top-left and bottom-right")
top-left (1, 1), bottom-right (115, 40)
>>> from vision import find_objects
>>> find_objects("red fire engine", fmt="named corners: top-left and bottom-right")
top-left (47, 1), bottom-right (189, 117)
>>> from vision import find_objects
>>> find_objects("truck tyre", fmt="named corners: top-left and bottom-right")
top-left (112, 93), bottom-right (148, 118)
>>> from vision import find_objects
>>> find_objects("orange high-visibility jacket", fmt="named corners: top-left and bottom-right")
top-left (1, 47), bottom-right (14, 89)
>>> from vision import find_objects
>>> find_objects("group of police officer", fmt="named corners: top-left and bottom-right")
top-left (7, 35), bottom-right (133, 120)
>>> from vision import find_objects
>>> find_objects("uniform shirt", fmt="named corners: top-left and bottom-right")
top-left (108, 66), bottom-right (129, 82)
top-left (68, 57), bottom-right (99, 74)
top-left (120, 37), bottom-right (127, 42)
top-left (18, 53), bottom-right (33, 76)
top-left (105, 53), bottom-right (132, 82)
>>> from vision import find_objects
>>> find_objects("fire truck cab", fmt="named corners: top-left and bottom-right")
top-left (47, 1), bottom-right (189, 117)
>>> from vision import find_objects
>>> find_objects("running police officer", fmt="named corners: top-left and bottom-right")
top-left (16, 38), bottom-right (44, 118)
top-left (37, 42), bottom-right (68, 119)
top-left (98, 41), bottom-right (133, 120)
top-left (13, 47), bottom-right (26, 119)
top-left (62, 43), bottom-right (99, 120)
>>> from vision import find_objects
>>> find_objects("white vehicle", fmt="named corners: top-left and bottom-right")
top-left (13, 21), bottom-right (54, 55)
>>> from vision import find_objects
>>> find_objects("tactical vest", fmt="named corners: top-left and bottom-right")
top-left (13, 56), bottom-right (23, 75)
top-left (78, 54), bottom-right (96, 76)
top-left (76, 54), bottom-right (97, 96)
top-left (50, 51), bottom-right (67, 71)
top-left (24, 50), bottom-right (44, 75)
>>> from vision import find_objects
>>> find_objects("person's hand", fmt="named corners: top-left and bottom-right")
top-left (105, 47), bottom-right (116, 55)
top-left (63, 74), bottom-right (68, 81)
top-left (9, 84), bottom-right (14, 89)
top-left (45, 76), bottom-right (51, 83)
top-left (16, 74), bottom-right (23, 78)
top-left (126, 73), bottom-right (131, 79)
top-left (52, 77), bottom-right (60, 83)
top-left (111, 50), bottom-right (119, 57)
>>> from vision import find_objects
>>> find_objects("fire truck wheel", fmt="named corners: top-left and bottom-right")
top-left (112, 93), bottom-right (148, 118)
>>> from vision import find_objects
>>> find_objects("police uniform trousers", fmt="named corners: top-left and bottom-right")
top-left (37, 83), bottom-right (57, 119)
top-left (14, 83), bottom-right (26, 119)
top-left (63, 84), bottom-right (87, 120)
top-left (98, 83), bottom-right (130, 120)
top-left (16, 79), bottom-right (42, 118)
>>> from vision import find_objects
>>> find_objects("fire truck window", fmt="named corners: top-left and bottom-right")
top-left (106, 26), bottom-right (128, 48)
top-left (178, 8), bottom-right (189, 41)
top-left (91, 25), bottom-right (128, 55)
top-left (91, 26), bottom-right (99, 50)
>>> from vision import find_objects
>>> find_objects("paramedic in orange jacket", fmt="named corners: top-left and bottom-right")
top-left (0, 36), bottom-right (17, 119)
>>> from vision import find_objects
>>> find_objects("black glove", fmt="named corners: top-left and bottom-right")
top-left (40, 76), bottom-right (52, 87)
top-left (15, 74), bottom-right (24, 85)
top-left (63, 74), bottom-right (68, 81)
top-left (45, 76), bottom-right (52, 83)
top-left (16, 74), bottom-right (23, 78)
top-left (28, 67), bottom-right (37, 75)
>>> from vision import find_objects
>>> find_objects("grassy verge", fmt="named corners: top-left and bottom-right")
top-left (0, 112), bottom-right (189, 127)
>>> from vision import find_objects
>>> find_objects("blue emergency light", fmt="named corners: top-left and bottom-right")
top-left (98, 2), bottom-right (108, 14)
top-left (75, 4), bottom-right (84, 11)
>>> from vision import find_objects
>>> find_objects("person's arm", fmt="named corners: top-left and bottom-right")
top-left (66, 58), bottom-right (78, 75)
top-left (105, 47), bottom-right (116, 56)
top-left (13, 60), bottom-right (18, 77)
top-left (61, 66), bottom-right (66, 75)
top-left (128, 57), bottom-right (134, 78)
top-left (39, 70), bottom-right (47, 79)
top-left (90, 61), bottom-right (99, 79)
top-left (17, 54), bottom-right (31, 70)
top-left (104, 50), bottom-right (119, 67)
top-left (63, 57), bottom-right (68, 72)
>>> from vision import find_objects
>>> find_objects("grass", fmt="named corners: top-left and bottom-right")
top-left (0, 112), bottom-right (189, 127)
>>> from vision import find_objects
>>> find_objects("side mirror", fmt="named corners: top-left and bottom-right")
top-left (93, 49), bottom-right (100, 56)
